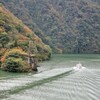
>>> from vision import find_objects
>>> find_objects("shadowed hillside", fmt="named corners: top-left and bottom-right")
top-left (1, 0), bottom-right (100, 53)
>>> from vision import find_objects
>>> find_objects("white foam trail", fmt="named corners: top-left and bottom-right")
top-left (0, 68), bottom-right (71, 91)
top-left (4, 68), bottom-right (100, 100)
top-left (1, 63), bottom-right (100, 100)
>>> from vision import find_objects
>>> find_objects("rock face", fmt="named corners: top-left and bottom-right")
top-left (0, 5), bottom-right (51, 72)
top-left (1, 0), bottom-right (100, 53)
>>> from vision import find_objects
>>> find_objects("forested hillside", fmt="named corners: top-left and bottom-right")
top-left (0, 5), bottom-right (51, 72)
top-left (1, 0), bottom-right (100, 53)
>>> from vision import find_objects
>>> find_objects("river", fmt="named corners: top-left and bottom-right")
top-left (0, 54), bottom-right (100, 100)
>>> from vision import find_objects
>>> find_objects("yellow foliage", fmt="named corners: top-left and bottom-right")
top-left (0, 6), bottom-right (4, 12)
top-left (0, 6), bottom-right (21, 25)
top-left (0, 27), bottom-right (4, 32)
top-left (23, 25), bottom-right (32, 34)
top-left (0, 48), bottom-right (7, 62)
top-left (18, 34), bottom-right (29, 40)
top-left (1, 48), bottom-right (27, 62)
top-left (0, 48), bottom-right (6, 56)
top-left (18, 40), bottom-right (26, 42)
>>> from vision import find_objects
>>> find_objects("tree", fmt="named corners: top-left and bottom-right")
top-left (0, 32), bottom-right (9, 48)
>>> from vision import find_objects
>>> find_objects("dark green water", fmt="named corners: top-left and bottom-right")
top-left (0, 70), bottom-right (25, 78)
top-left (39, 54), bottom-right (100, 70)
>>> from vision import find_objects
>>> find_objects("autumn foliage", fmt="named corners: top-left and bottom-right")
top-left (1, 48), bottom-right (26, 62)
top-left (0, 5), bottom-right (51, 72)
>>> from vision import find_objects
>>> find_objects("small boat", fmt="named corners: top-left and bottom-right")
top-left (76, 63), bottom-right (82, 69)
top-left (73, 63), bottom-right (85, 70)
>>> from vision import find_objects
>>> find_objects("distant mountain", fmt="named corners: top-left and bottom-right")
top-left (1, 0), bottom-right (100, 53)
top-left (0, 4), bottom-right (51, 61)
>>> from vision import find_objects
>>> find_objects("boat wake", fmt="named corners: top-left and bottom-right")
top-left (4, 64), bottom-right (100, 100)
top-left (73, 63), bottom-right (86, 71)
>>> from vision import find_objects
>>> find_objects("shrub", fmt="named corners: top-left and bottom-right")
top-left (0, 32), bottom-right (9, 47)
top-left (1, 57), bottom-right (29, 72)
top-left (1, 48), bottom-right (31, 72)
top-left (1, 48), bottom-right (25, 62)
top-left (17, 41), bottom-right (28, 50)
top-left (16, 24), bottom-right (24, 33)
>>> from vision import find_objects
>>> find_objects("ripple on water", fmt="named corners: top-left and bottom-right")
top-left (3, 68), bottom-right (100, 100)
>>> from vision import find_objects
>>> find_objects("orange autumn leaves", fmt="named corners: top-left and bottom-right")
top-left (0, 48), bottom-right (26, 63)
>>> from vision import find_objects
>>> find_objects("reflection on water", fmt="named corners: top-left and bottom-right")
top-left (0, 54), bottom-right (100, 100)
